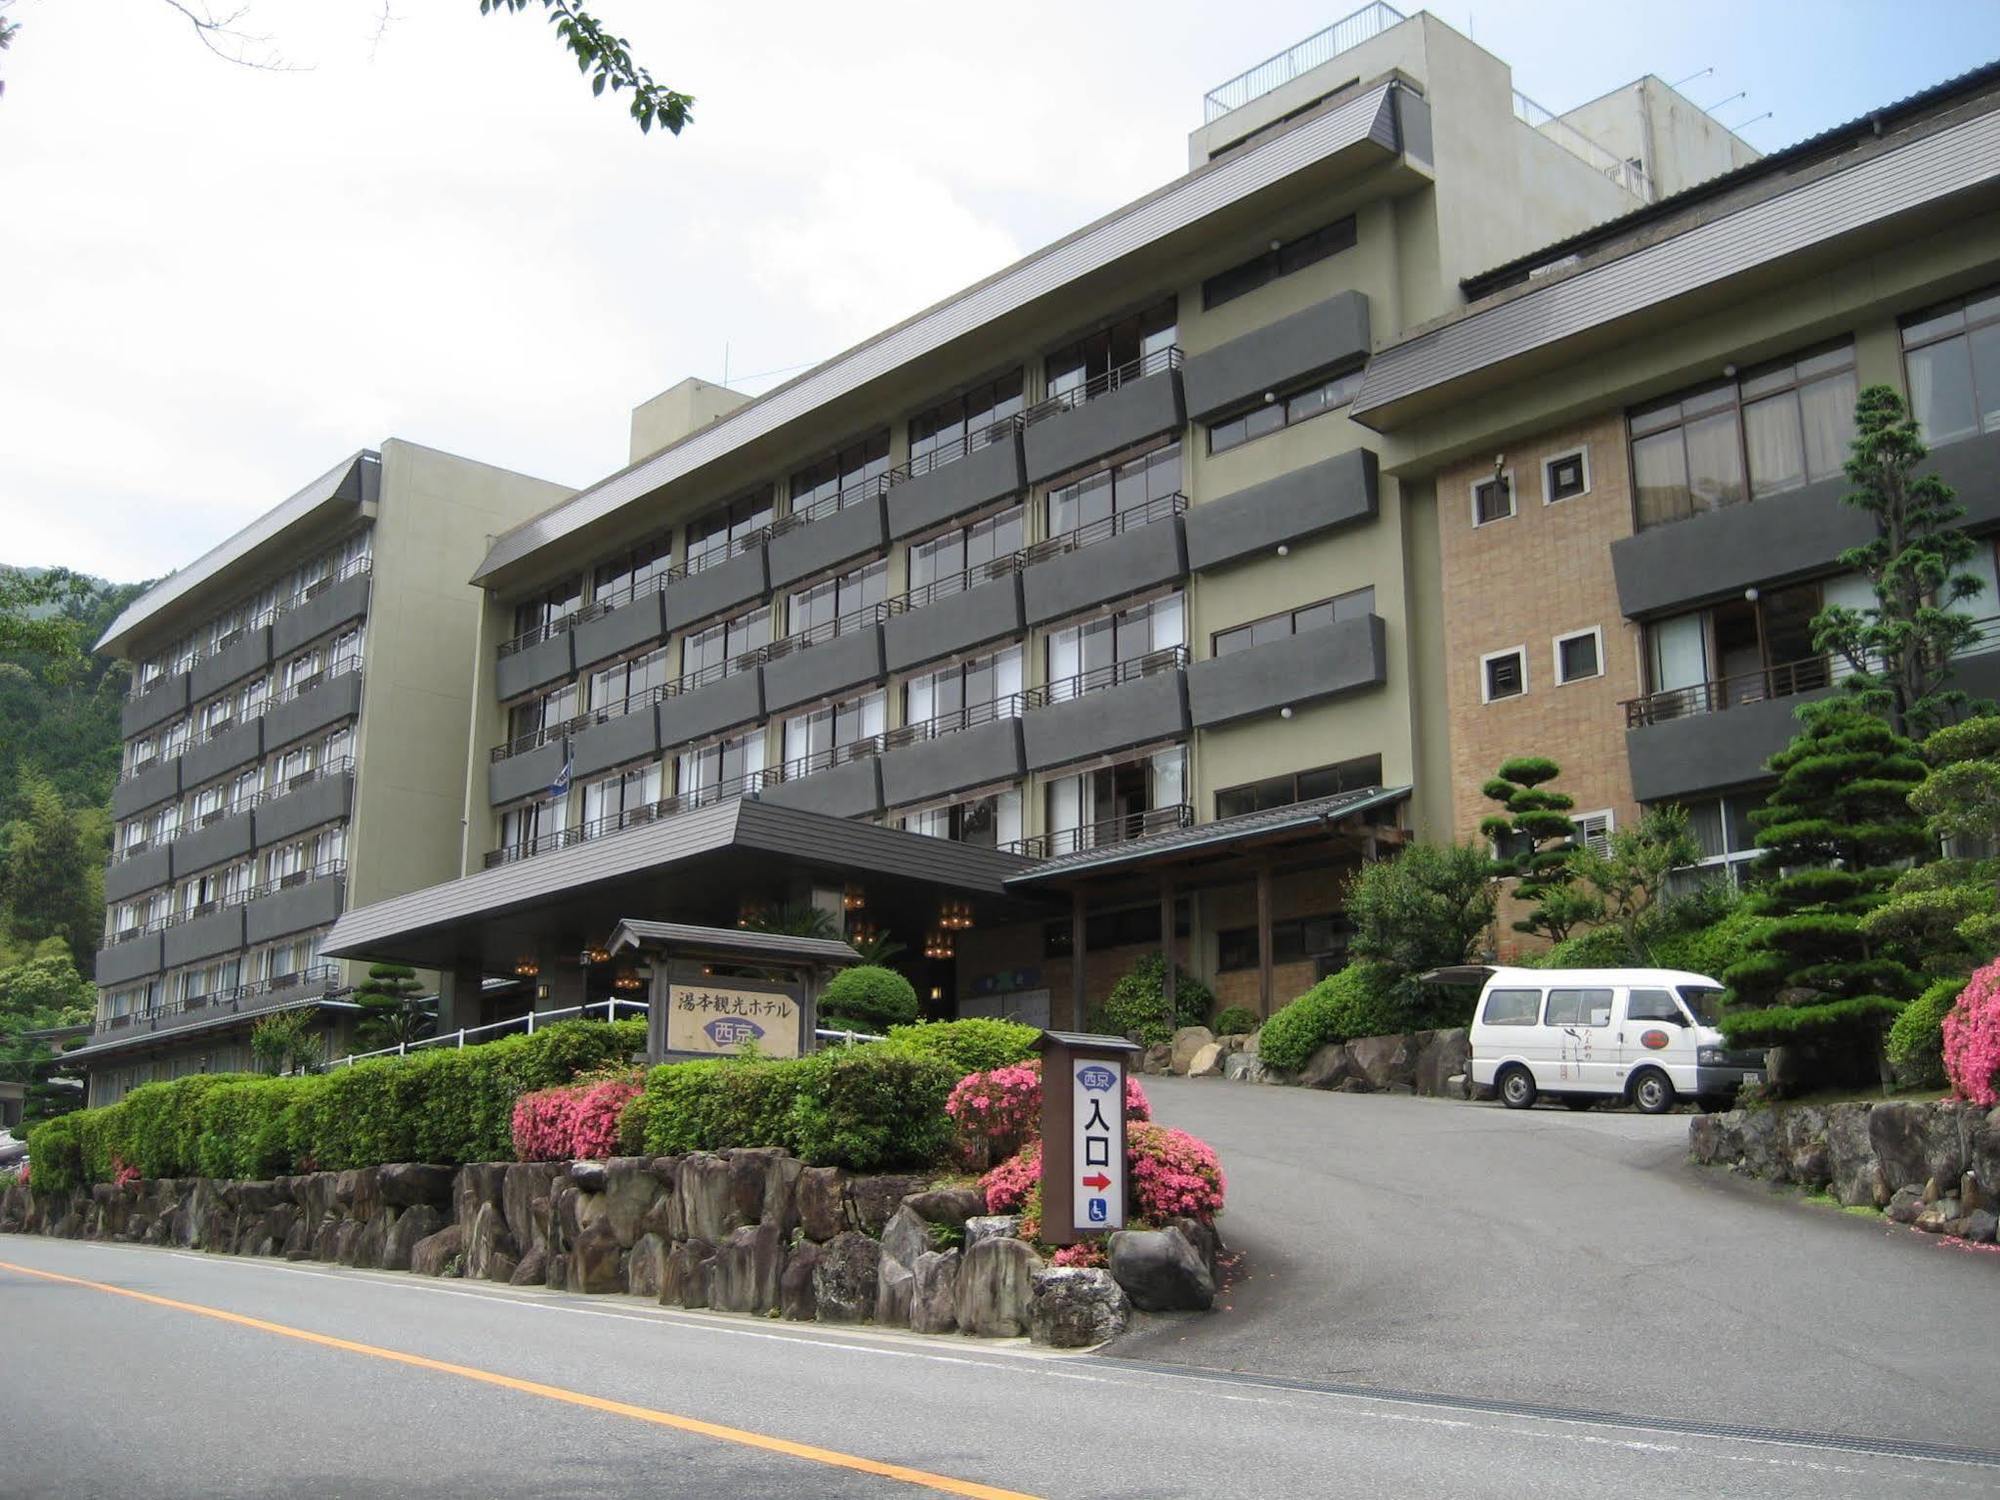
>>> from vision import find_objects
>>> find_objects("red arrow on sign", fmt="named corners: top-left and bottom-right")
top-left (1080, 1173), bottom-right (1111, 1191)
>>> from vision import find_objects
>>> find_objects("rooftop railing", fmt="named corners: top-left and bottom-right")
top-left (1022, 347), bottom-right (1182, 427)
top-left (1201, 3), bottom-right (1405, 122)
top-left (1513, 90), bottom-right (1655, 202)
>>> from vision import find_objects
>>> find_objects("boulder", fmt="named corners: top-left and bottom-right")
top-left (728, 1148), bottom-right (803, 1237)
top-left (310, 1218), bottom-right (343, 1262)
top-left (1414, 1029), bottom-right (1472, 1098)
top-left (964, 1215), bottom-right (1019, 1249)
top-left (1733, 1108), bottom-right (1785, 1180)
top-left (1974, 1109), bottom-right (2000, 1196)
top-left (662, 1238), bottom-right (717, 1308)
top-left (708, 1222), bottom-right (785, 1315)
top-left (602, 1157), bottom-right (668, 1249)
top-left (647, 1156), bottom-right (686, 1240)
top-left (1962, 1210), bottom-right (1998, 1244)
top-left (281, 1216), bottom-right (313, 1261)
top-left (1869, 1102), bottom-right (1931, 1194)
top-left (1108, 1227), bottom-right (1215, 1312)
top-left (1223, 1052), bottom-right (1266, 1084)
top-left (1924, 1102), bottom-right (1983, 1187)
top-left (409, 1225), bottom-right (463, 1277)
top-left (781, 1241), bottom-right (821, 1321)
top-left (1166, 1216), bottom-right (1223, 1283)
top-left (875, 1254), bottom-right (915, 1328)
top-left (881, 1206), bottom-right (932, 1273)
top-left (1825, 1105), bottom-right (1886, 1207)
top-left (1963, 1172), bottom-right (1991, 1217)
top-left (453, 1163), bottom-right (508, 1235)
top-left (627, 1233), bottom-right (668, 1299)
top-left (1170, 1027), bottom-right (1216, 1075)
top-left (1886, 1185), bottom-right (1925, 1224)
top-left (568, 1160), bottom-right (610, 1193)
top-left (545, 1253), bottom-right (569, 1289)
top-left (1139, 1042), bottom-right (1172, 1077)
top-left (350, 1208), bottom-right (395, 1269)
top-left (812, 1231), bottom-right (881, 1323)
top-left (678, 1154), bottom-right (748, 1245)
top-left (332, 1168), bottom-right (383, 1220)
top-left (464, 1200), bottom-right (520, 1283)
top-left (1913, 1201), bottom-right (1959, 1234)
top-left (910, 1249), bottom-right (960, 1335)
top-left (1779, 1106), bottom-right (1832, 1189)
top-left (1349, 1033), bottom-right (1419, 1092)
top-left (1028, 1268), bottom-right (1129, 1349)
top-left (955, 1236), bottom-right (1042, 1337)
top-left (378, 1164), bottom-right (454, 1210)
top-left (502, 1163), bottom-right (560, 1253)
top-left (1186, 1043), bottom-right (1225, 1078)
top-left (902, 1187), bottom-right (984, 1230)
top-left (1298, 1042), bottom-right (1358, 1091)
top-left (845, 1174), bottom-right (931, 1236)
top-left (796, 1167), bottom-right (849, 1242)
top-left (511, 1246), bottom-right (548, 1286)
top-left (566, 1223), bottom-right (626, 1295)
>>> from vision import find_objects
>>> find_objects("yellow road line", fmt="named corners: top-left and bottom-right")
top-left (0, 1258), bottom-right (1042, 1500)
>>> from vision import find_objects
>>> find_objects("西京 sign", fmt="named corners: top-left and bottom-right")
top-left (1070, 1057), bottom-right (1126, 1231)
top-left (664, 984), bottom-right (802, 1059)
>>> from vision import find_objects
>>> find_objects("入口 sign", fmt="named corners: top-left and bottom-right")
top-left (665, 984), bottom-right (802, 1059)
top-left (1070, 1056), bottom-right (1126, 1231)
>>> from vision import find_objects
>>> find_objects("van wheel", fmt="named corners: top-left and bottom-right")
top-left (1562, 1096), bottom-right (1595, 1112)
top-left (1498, 1066), bottom-right (1537, 1110)
top-left (1630, 1069), bottom-right (1675, 1115)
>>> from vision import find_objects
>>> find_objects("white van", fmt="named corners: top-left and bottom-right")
top-left (1441, 966), bottom-right (1763, 1114)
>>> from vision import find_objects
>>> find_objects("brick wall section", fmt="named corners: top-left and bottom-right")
top-left (1437, 416), bottom-right (1641, 963)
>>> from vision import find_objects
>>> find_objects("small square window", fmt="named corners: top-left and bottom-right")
top-left (1555, 629), bottom-right (1603, 684)
top-left (1545, 450), bottom-right (1589, 502)
top-left (1572, 810), bottom-right (1613, 858)
top-left (1472, 474), bottom-right (1514, 526)
top-left (1482, 648), bottom-right (1526, 702)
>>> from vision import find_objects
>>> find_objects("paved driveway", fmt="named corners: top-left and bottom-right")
top-left (1122, 1078), bottom-right (1996, 1449)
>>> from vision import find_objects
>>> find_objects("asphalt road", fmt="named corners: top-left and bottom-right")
top-left (3, 1234), bottom-right (1995, 1499)
top-left (1121, 1078), bottom-right (2000, 1451)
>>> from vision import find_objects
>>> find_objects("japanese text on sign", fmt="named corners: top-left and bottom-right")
top-left (665, 985), bottom-right (802, 1059)
top-left (1071, 1058), bottom-right (1125, 1231)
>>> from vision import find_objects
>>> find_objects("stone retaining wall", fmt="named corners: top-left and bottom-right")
top-left (0, 1149), bottom-right (1223, 1346)
top-left (1689, 1099), bottom-right (2000, 1243)
top-left (1146, 1025), bottom-right (1472, 1097)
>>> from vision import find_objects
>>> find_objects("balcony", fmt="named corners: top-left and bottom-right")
top-left (244, 864), bottom-right (347, 944)
top-left (489, 723), bottom-right (577, 806)
top-left (111, 757), bottom-right (181, 821)
top-left (100, 965), bottom-right (342, 1043)
top-left (661, 538), bottom-right (769, 632)
top-left (760, 741), bottom-right (885, 820)
top-left (171, 807), bottom-right (255, 877)
top-left (761, 608), bottom-right (889, 714)
top-left (766, 480), bottom-right (889, 590)
top-left (886, 420), bottom-right (1026, 540)
top-left (1022, 494), bottom-right (1188, 626)
top-left (570, 582), bottom-right (667, 670)
top-left (181, 715), bottom-right (263, 788)
top-left (1022, 348), bottom-right (1186, 486)
top-left (95, 929), bottom-right (164, 986)
top-left (105, 844), bottom-right (172, 904)
top-left (1007, 803), bottom-right (1194, 860)
top-left (264, 664), bottom-right (363, 751)
top-left (495, 617), bottom-right (578, 701)
top-left (163, 902), bottom-right (246, 968)
top-left (882, 557), bottom-right (1026, 674)
top-left (189, 624), bottom-right (272, 701)
top-left (1021, 646), bottom-right (1190, 772)
top-left (658, 659), bottom-right (766, 749)
top-left (1185, 449), bottom-right (1378, 572)
top-left (122, 670), bottom-right (189, 737)
top-left (483, 768), bottom-right (775, 868)
top-left (1186, 615), bottom-right (1388, 728)
top-left (878, 696), bottom-right (1027, 808)
top-left (1181, 291), bottom-right (1371, 423)
top-left (253, 759), bottom-right (355, 847)
top-left (571, 691), bottom-right (666, 780)
top-left (272, 560), bottom-right (372, 657)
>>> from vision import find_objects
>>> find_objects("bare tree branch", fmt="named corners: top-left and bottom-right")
top-left (156, 0), bottom-right (301, 71)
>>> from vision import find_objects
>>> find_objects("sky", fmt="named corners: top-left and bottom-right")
top-left (2, 0), bottom-right (1996, 584)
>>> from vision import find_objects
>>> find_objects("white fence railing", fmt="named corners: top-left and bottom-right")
top-left (1512, 90), bottom-right (1656, 202)
top-left (1202, 3), bottom-right (1405, 122)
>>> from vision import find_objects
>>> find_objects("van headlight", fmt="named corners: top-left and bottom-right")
top-left (1698, 1047), bottom-right (1727, 1066)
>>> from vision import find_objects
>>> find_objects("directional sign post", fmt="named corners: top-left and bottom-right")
top-left (1032, 1030), bottom-right (1142, 1246)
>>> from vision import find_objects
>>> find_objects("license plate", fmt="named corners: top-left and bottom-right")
top-left (1743, 1072), bottom-right (1762, 1085)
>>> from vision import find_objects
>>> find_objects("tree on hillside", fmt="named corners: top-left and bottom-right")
top-left (0, 774), bottom-right (101, 973)
top-left (352, 964), bottom-right (434, 1051)
top-left (1810, 385), bottom-right (1987, 739)
top-left (1720, 702), bottom-right (1932, 1084)
top-left (1479, 756), bottom-right (1601, 944)
top-left (1568, 805), bottom-right (1703, 965)
top-left (0, 944), bottom-right (92, 1124)
top-left (0, 568), bottom-right (93, 682)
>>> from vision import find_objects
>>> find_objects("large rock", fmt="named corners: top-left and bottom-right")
top-left (1962, 1210), bottom-right (1998, 1244)
top-left (875, 1253), bottom-right (915, 1328)
top-left (501, 1162), bottom-right (559, 1254)
top-left (1108, 1227), bottom-right (1215, 1312)
top-left (781, 1241), bottom-right (821, 1321)
top-left (1413, 1029), bottom-right (1471, 1097)
top-left (708, 1222), bottom-right (786, 1315)
top-left (845, 1174), bottom-right (930, 1236)
top-left (1923, 1102), bottom-right (1983, 1187)
top-left (601, 1157), bottom-right (668, 1249)
top-left (796, 1167), bottom-right (849, 1242)
top-left (1170, 1027), bottom-right (1216, 1075)
top-left (731, 1148), bottom-right (804, 1238)
top-left (409, 1224), bottom-right (463, 1277)
top-left (566, 1223), bottom-right (625, 1295)
top-left (1869, 1102), bottom-right (1931, 1194)
top-left (627, 1233), bottom-right (668, 1299)
top-left (350, 1208), bottom-right (395, 1269)
top-left (464, 1200), bottom-right (520, 1283)
top-left (902, 1187), bottom-right (984, 1231)
top-left (1028, 1268), bottom-right (1130, 1349)
top-left (812, 1231), bottom-right (881, 1323)
top-left (964, 1215), bottom-right (1018, 1249)
top-left (1186, 1043), bottom-right (1225, 1078)
top-left (453, 1163), bottom-right (508, 1235)
top-left (662, 1238), bottom-right (717, 1308)
top-left (1732, 1108), bottom-right (1784, 1180)
top-left (1779, 1106), bottom-right (1832, 1189)
top-left (955, 1236), bottom-right (1042, 1337)
top-left (1974, 1109), bottom-right (2000, 1195)
top-left (1825, 1105), bottom-right (1886, 1207)
top-left (678, 1154), bottom-right (752, 1245)
top-left (1298, 1042), bottom-right (1359, 1091)
top-left (1348, 1033), bottom-right (1419, 1092)
top-left (910, 1249), bottom-right (960, 1335)
top-left (647, 1156), bottom-right (686, 1241)
top-left (332, 1168), bottom-right (383, 1220)
top-left (568, 1160), bottom-right (610, 1193)
top-left (1139, 1042), bottom-right (1173, 1076)
top-left (881, 1206), bottom-right (932, 1273)
top-left (378, 1164), bottom-right (454, 1210)
top-left (1223, 1052), bottom-right (1266, 1084)
top-left (511, 1246), bottom-right (548, 1286)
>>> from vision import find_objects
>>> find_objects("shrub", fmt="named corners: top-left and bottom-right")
top-left (1091, 954), bottom-right (1214, 1045)
top-left (1886, 978), bottom-right (1960, 1090)
top-left (818, 966), bottom-right (920, 1032)
top-left (1944, 957), bottom-right (2000, 1106)
top-left (944, 1059), bottom-right (1149, 1167)
top-left (1127, 1122), bottom-right (1226, 1224)
top-left (1210, 1005), bottom-right (1259, 1038)
top-left (883, 1018), bottom-right (1040, 1075)
top-left (639, 1058), bottom-right (805, 1156)
top-left (1257, 963), bottom-right (1401, 1073)
top-left (512, 1075), bottom-right (644, 1162)
top-left (980, 1141), bottom-right (1041, 1213)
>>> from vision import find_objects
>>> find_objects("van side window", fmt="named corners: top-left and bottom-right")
top-left (1627, 989), bottom-right (1684, 1023)
top-left (1481, 988), bottom-right (1540, 1025)
top-left (1545, 988), bottom-right (1614, 1026)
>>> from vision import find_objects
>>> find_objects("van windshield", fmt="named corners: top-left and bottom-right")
top-left (1678, 986), bottom-right (1724, 1026)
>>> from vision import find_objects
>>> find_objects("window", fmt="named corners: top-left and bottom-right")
top-left (786, 560), bottom-right (886, 640)
top-left (1046, 442), bottom-right (1181, 539)
top-left (592, 535), bottom-right (672, 609)
top-left (1044, 746), bottom-right (1185, 854)
top-left (1472, 472), bottom-right (1514, 526)
top-left (1045, 594), bottom-right (1184, 701)
top-left (1044, 900), bottom-right (1191, 957)
top-left (1215, 914), bottom-right (1351, 971)
top-left (581, 762), bottom-right (663, 828)
top-left (1901, 285), bottom-right (2000, 446)
top-left (1214, 755), bottom-right (1383, 821)
top-left (588, 647), bottom-right (671, 718)
top-left (508, 682), bottom-right (579, 744)
top-left (1202, 217), bottom-right (1357, 310)
top-left (499, 795), bottom-right (567, 856)
top-left (511, 577), bottom-right (582, 643)
top-left (1629, 343), bottom-right (1857, 529)
top-left (908, 506), bottom-right (1022, 596)
top-left (1627, 989), bottom-right (1685, 1024)
top-left (1481, 647), bottom-right (1526, 702)
top-left (789, 432), bottom-right (889, 519)
top-left (903, 645), bottom-right (1023, 732)
top-left (1554, 628), bottom-right (1603, 685)
top-left (900, 787), bottom-right (1023, 849)
top-left (1544, 448), bottom-right (1589, 502)
top-left (1044, 299), bottom-right (1178, 403)
top-left (676, 730), bottom-right (766, 800)
top-left (1212, 588), bottom-right (1374, 656)
top-left (686, 491), bottom-right (775, 572)
top-left (1480, 988), bottom-right (1540, 1026)
top-left (1544, 988), bottom-right (1614, 1027)
top-left (1639, 581), bottom-right (1834, 717)
top-left (1571, 810), bottom-right (1613, 858)
top-left (1671, 793), bottom-right (1762, 893)
top-left (783, 690), bottom-right (885, 774)
top-left (681, 606), bottom-right (771, 683)
top-left (1207, 367), bottom-right (1363, 454)
top-left (908, 373), bottom-right (1024, 475)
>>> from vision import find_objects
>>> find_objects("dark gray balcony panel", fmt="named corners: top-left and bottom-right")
top-left (96, 932), bottom-right (164, 986)
top-left (264, 669), bottom-right (363, 751)
top-left (1626, 692), bottom-right (1830, 804)
top-left (180, 719), bottom-right (263, 790)
top-left (1185, 450), bottom-right (1379, 572)
top-left (768, 494), bottom-right (888, 590)
top-left (1952, 645), bottom-right (2000, 703)
top-left (1610, 477), bottom-right (1867, 619)
top-left (273, 571), bottom-right (372, 657)
top-left (662, 548), bottom-right (768, 632)
top-left (883, 574), bottom-right (1025, 673)
top-left (1181, 292), bottom-right (1372, 423)
top-left (762, 627), bottom-right (886, 715)
top-left (494, 630), bottom-right (576, 702)
top-left (163, 905), bottom-right (245, 968)
top-left (255, 770), bottom-right (353, 847)
top-left (111, 759), bottom-right (181, 821)
top-left (1932, 427), bottom-right (2000, 529)
top-left (190, 626), bottom-right (271, 701)
top-left (761, 757), bottom-right (883, 820)
top-left (658, 669), bottom-right (763, 750)
top-left (1022, 368), bottom-right (1186, 485)
top-left (105, 846), bottom-right (172, 905)
top-left (573, 707), bottom-right (661, 780)
top-left (572, 590), bottom-right (666, 670)
top-left (171, 810), bottom-right (254, 877)
top-left (121, 672), bottom-right (188, 737)
top-left (1022, 670), bottom-right (1189, 772)
top-left (1023, 518), bottom-right (1187, 626)
top-left (879, 718), bottom-right (1025, 808)
top-left (489, 738), bottom-right (569, 807)
top-left (245, 874), bottom-right (346, 945)
top-left (1186, 615), bottom-right (1387, 729)
top-left (888, 437), bottom-right (1026, 540)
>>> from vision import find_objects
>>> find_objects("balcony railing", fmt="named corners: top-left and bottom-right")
top-left (268, 658), bottom-right (362, 707)
top-left (497, 611), bottom-right (579, 660)
top-left (1022, 347), bottom-right (1182, 427)
top-left (883, 693), bottom-right (1025, 750)
top-left (1201, 2), bottom-right (1405, 121)
top-left (667, 526), bottom-right (772, 582)
top-left (1025, 644), bottom-right (1189, 710)
top-left (571, 569), bottom-right (672, 625)
top-left (483, 768), bottom-right (777, 868)
top-left (109, 757), bottom-right (353, 868)
top-left (232, 860), bottom-right (348, 908)
top-left (1623, 655), bottom-right (1833, 727)
top-left (1021, 492), bottom-right (1187, 568)
top-left (490, 713), bottom-right (591, 763)
top-left (778, 736), bottom-right (883, 783)
top-left (99, 964), bottom-right (343, 1038)
top-left (765, 600), bottom-right (893, 658)
top-left (1005, 803), bottom-right (1194, 860)
top-left (888, 416), bottom-right (1024, 485)
top-left (888, 553), bottom-right (1024, 615)
top-left (132, 556), bottom-right (373, 694)
top-left (768, 474), bottom-right (891, 536)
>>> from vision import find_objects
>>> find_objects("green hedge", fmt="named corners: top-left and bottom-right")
top-left (1886, 976), bottom-right (1961, 1087)
top-left (1258, 963), bottom-right (1402, 1073)
top-left (25, 1020), bottom-right (643, 1196)
top-left (1091, 954), bottom-right (1214, 1045)
top-left (883, 1018), bottom-right (1040, 1075)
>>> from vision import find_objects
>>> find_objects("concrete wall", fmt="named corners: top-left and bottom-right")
top-left (630, 378), bottom-right (752, 465)
top-left (1559, 78), bottom-right (1761, 200)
